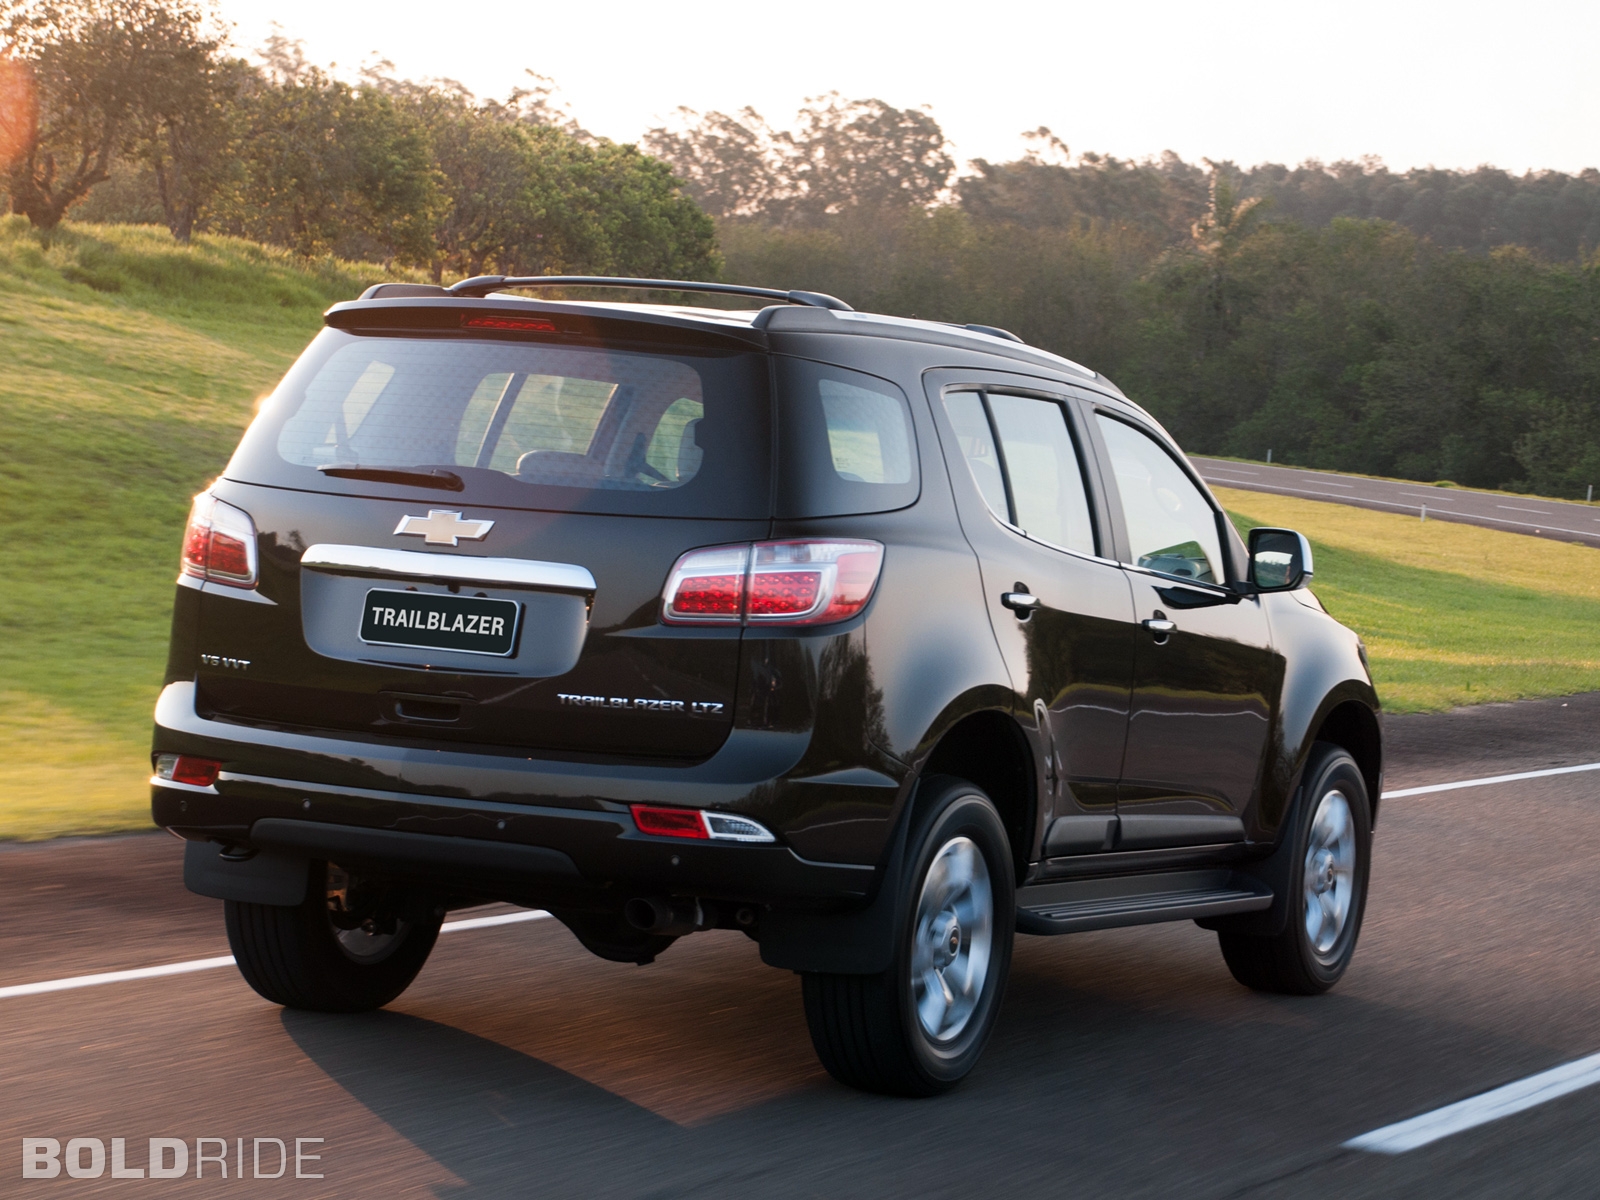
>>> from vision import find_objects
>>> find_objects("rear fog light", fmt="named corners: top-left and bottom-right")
top-left (630, 804), bottom-right (776, 843)
top-left (154, 754), bottom-right (221, 787)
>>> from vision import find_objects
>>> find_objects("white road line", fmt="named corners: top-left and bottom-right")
top-left (1344, 1052), bottom-right (1600, 1154)
top-left (0, 955), bottom-right (239, 1000)
top-left (1208, 480), bottom-right (1600, 539)
top-left (1400, 492), bottom-right (1455, 502)
top-left (1382, 761), bottom-right (1600, 798)
top-left (0, 910), bottom-right (550, 1001)
top-left (439, 910), bottom-right (551, 933)
top-left (1498, 504), bottom-right (1553, 514)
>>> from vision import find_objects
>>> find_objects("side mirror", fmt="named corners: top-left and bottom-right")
top-left (1248, 527), bottom-right (1314, 591)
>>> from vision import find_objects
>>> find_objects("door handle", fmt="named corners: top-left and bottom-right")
top-left (1002, 589), bottom-right (1041, 615)
top-left (1143, 617), bottom-right (1176, 635)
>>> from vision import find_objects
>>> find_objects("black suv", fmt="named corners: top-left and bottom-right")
top-left (155, 276), bottom-right (1381, 1096)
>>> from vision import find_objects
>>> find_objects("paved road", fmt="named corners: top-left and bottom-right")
top-left (5, 693), bottom-right (1600, 1197)
top-left (1191, 456), bottom-right (1600, 549)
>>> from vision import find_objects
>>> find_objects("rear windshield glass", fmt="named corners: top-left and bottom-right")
top-left (225, 329), bottom-right (771, 518)
top-left (775, 356), bottom-right (919, 517)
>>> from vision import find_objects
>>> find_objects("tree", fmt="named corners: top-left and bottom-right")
top-left (642, 106), bottom-right (787, 219)
top-left (139, 49), bottom-right (244, 241)
top-left (222, 67), bottom-right (444, 264)
top-left (644, 94), bottom-right (953, 224)
top-left (2, 0), bottom-right (219, 231)
top-left (366, 71), bottom-right (718, 281)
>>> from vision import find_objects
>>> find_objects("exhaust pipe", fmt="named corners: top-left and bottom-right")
top-left (624, 896), bottom-right (708, 937)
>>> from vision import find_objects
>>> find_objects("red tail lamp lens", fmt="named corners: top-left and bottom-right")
top-left (462, 314), bottom-right (558, 332)
top-left (207, 532), bottom-right (252, 580)
top-left (748, 540), bottom-right (884, 625)
top-left (672, 573), bottom-right (744, 616)
top-left (631, 804), bottom-right (710, 839)
top-left (155, 754), bottom-right (221, 787)
top-left (747, 570), bottom-right (823, 616)
top-left (661, 545), bottom-right (751, 624)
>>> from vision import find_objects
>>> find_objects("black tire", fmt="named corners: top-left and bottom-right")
top-left (1219, 743), bottom-right (1372, 995)
top-left (802, 776), bottom-right (1015, 1097)
top-left (225, 861), bottom-right (443, 1012)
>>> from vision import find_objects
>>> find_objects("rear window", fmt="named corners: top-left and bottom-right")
top-left (775, 356), bottom-right (919, 517)
top-left (226, 329), bottom-right (771, 518)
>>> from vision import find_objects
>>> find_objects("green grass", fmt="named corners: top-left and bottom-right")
top-left (1215, 487), bottom-right (1600, 712)
top-left (0, 218), bottom-right (414, 839)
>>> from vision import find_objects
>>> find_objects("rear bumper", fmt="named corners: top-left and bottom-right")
top-left (151, 682), bottom-right (876, 906)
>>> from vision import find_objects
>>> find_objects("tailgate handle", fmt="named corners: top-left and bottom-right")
top-left (386, 694), bottom-right (467, 725)
top-left (302, 544), bottom-right (595, 594)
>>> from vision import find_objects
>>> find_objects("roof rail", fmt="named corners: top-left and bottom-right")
top-left (444, 275), bottom-right (853, 311)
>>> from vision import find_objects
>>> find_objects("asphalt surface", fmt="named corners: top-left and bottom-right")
top-left (5, 693), bottom-right (1600, 1197)
top-left (1191, 456), bottom-right (1600, 549)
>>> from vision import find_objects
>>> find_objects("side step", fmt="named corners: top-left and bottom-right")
top-left (1015, 869), bottom-right (1272, 935)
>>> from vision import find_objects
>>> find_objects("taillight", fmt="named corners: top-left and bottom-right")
top-left (180, 492), bottom-right (259, 588)
top-left (661, 544), bottom-right (750, 623)
top-left (660, 540), bottom-right (883, 626)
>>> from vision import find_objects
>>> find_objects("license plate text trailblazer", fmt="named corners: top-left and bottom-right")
top-left (359, 589), bottom-right (521, 656)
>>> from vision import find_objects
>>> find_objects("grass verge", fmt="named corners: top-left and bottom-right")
top-left (1215, 487), bottom-right (1600, 712)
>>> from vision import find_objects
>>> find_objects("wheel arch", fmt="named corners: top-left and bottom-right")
top-left (1311, 699), bottom-right (1384, 823)
top-left (918, 708), bottom-right (1037, 885)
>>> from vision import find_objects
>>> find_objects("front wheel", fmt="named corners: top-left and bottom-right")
top-left (225, 861), bottom-right (443, 1012)
top-left (802, 777), bottom-right (1015, 1096)
top-left (1218, 743), bottom-right (1372, 994)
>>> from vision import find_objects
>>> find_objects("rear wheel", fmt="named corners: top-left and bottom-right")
top-left (225, 861), bottom-right (443, 1012)
top-left (1218, 744), bottom-right (1371, 994)
top-left (802, 777), bottom-right (1015, 1096)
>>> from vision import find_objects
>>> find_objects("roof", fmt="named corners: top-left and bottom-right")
top-left (337, 280), bottom-right (1126, 400)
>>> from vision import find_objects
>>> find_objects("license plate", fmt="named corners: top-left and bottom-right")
top-left (359, 589), bottom-right (521, 657)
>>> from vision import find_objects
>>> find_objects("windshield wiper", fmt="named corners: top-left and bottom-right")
top-left (318, 465), bottom-right (465, 492)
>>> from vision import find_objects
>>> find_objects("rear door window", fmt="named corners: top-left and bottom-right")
top-left (941, 390), bottom-right (1098, 556)
top-left (775, 357), bottom-right (919, 517)
top-left (229, 329), bottom-right (770, 518)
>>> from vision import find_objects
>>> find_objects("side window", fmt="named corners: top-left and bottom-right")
top-left (940, 390), bottom-right (1097, 556)
top-left (1094, 414), bottom-right (1223, 584)
top-left (819, 378), bottom-right (914, 485)
top-left (987, 394), bottom-right (1096, 555)
top-left (775, 357), bottom-right (919, 517)
top-left (942, 391), bottom-right (1009, 517)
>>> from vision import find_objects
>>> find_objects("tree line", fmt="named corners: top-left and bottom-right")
top-left (648, 107), bottom-right (1600, 499)
top-left (3, 4), bottom-right (1597, 497)
top-left (0, 0), bottom-right (717, 278)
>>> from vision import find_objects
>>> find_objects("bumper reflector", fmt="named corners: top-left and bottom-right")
top-left (630, 804), bottom-right (776, 843)
top-left (154, 754), bottom-right (221, 788)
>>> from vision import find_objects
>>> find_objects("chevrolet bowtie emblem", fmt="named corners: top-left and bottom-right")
top-left (393, 510), bottom-right (495, 546)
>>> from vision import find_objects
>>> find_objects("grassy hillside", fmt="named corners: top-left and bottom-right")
top-left (0, 219), bottom-right (413, 838)
top-left (0, 220), bottom-right (1596, 839)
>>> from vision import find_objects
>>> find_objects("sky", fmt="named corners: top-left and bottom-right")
top-left (217, 0), bottom-right (1599, 176)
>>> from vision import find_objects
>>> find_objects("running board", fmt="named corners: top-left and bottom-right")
top-left (1015, 869), bottom-right (1272, 935)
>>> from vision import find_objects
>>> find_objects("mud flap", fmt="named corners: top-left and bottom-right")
top-left (184, 839), bottom-right (309, 906)
top-left (757, 799), bottom-right (913, 975)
